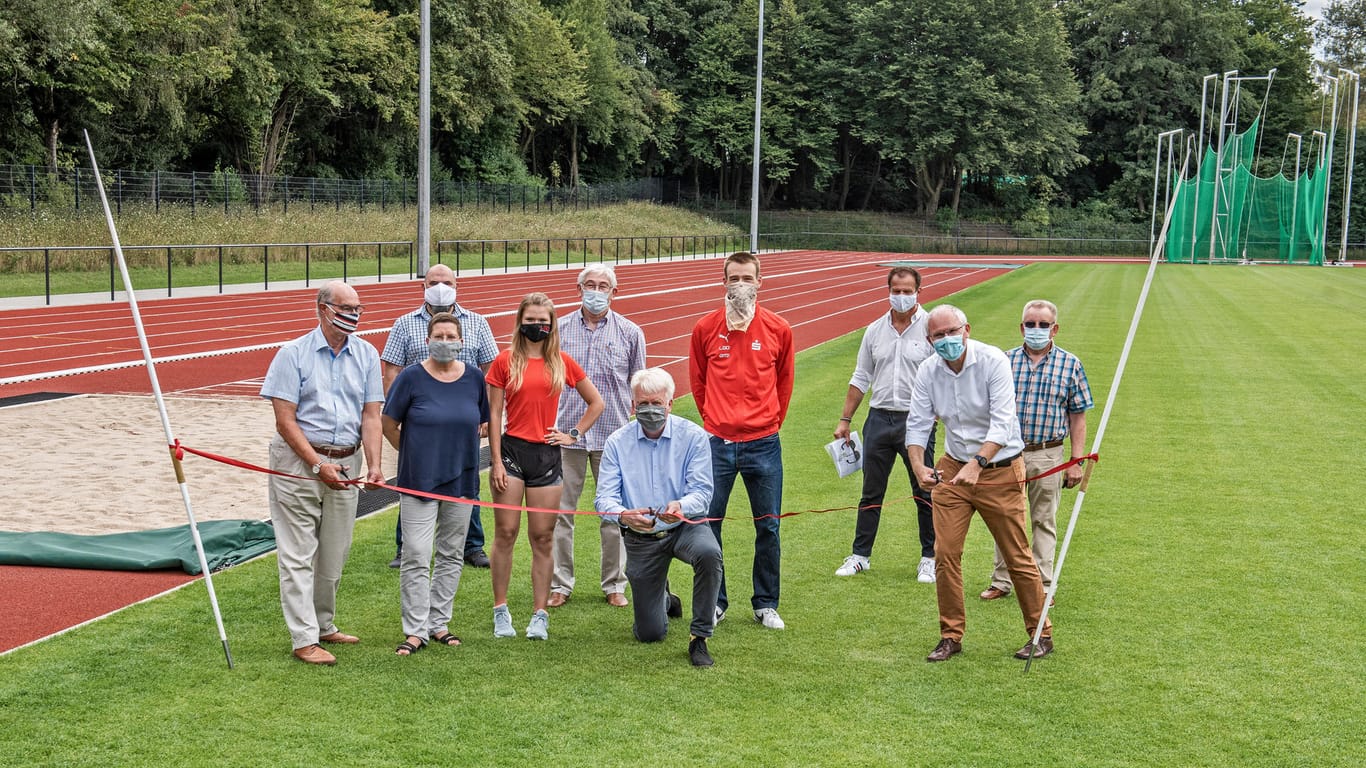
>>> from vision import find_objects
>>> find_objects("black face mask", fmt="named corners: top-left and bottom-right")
top-left (519, 323), bottom-right (552, 342)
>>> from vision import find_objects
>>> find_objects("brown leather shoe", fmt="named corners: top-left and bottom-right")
top-left (979, 586), bottom-right (1011, 601)
top-left (1014, 636), bottom-right (1054, 660)
top-left (318, 631), bottom-right (359, 644)
top-left (605, 592), bottom-right (629, 608)
top-left (546, 592), bottom-right (569, 608)
top-left (293, 644), bottom-right (337, 665)
top-left (926, 638), bottom-right (962, 662)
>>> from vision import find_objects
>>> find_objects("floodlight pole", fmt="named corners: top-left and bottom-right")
top-left (748, 0), bottom-right (765, 254)
top-left (1339, 70), bottom-right (1360, 262)
top-left (1025, 140), bottom-right (1192, 673)
top-left (83, 131), bottom-right (235, 670)
top-left (416, 0), bottom-right (431, 275)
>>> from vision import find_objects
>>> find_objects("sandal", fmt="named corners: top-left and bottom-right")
top-left (395, 636), bottom-right (427, 656)
top-left (430, 632), bottom-right (461, 647)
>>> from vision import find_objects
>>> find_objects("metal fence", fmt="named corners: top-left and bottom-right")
top-left (435, 233), bottom-right (753, 275)
top-left (0, 165), bottom-right (663, 216)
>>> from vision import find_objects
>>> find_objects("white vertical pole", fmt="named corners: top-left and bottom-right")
top-left (417, 0), bottom-right (431, 275)
top-left (1321, 76), bottom-right (1341, 264)
top-left (83, 131), bottom-right (234, 669)
top-left (1289, 133), bottom-right (1302, 262)
top-left (1191, 74), bottom-right (1217, 263)
top-left (1209, 71), bottom-right (1236, 263)
top-left (1339, 70), bottom-right (1359, 261)
top-left (749, 0), bottom-right (765, 254)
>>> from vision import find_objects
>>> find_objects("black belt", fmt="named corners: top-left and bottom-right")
top-left (1024, 439), bottom-right (1065, 452)
top-left (950, 453), bottom-right (1020, 470)
top-left (621, 526), bottom-right (674, 540)
top-left (311, 443), bottom-right (359, 459)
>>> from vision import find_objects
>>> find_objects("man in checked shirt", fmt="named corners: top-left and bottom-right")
top-left (979, 299), bottom-right (1093, 604)
top-left (548, 263), bottom-right (647, 609)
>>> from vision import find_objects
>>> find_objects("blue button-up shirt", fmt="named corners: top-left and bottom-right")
top-left (595, 415), bottom-right (713, 532)
top-left (557, 309), bottom-right (647, 451)
top-left (260, 327), bottom-right (384, 446)
top-left (381, 302), bottom-right (498, 369)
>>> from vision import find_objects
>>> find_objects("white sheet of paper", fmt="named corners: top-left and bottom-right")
top-left (825, 431), bottom-right (863, 478)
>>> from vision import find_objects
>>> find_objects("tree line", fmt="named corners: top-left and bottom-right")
top-left (2, 0), bottom-right (1359, 219)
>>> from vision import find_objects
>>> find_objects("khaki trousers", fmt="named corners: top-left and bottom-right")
top-left (989, 444), bottom-right (1063, 592)
top-left (552, 448), bottom-right (627, 597)
top-left (268, 435), bottom-right (361, 650)
top-left (931, 456), bottom-right (1051, 643)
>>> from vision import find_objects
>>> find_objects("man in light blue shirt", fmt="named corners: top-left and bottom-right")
top-left (596, 368), bottom-right (720, 667)
top-left (261, 281), bottom-right (385, 666)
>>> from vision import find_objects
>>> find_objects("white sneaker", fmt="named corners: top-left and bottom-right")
top-left (917, 557), bottom-right (937, 584)
top-left (715, 606), bottom-right (726, 624)
top-left (525, 609), bottom-right (549, 640)
top-left (835, 554), bottom-right (870, 577)
top-left (753, 607), bottom-right (786, 630)
top-left (492, 605), bottom-right (515, 638)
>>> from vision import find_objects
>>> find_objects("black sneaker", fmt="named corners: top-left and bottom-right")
top-left (388, 550), bottom-right (401, 569)
top-left (666, 592), bottom-right (683, 618)
top-left (688, 636), bottom-right (714, 667)
top-left (464, 549), bottom-right (491, 568)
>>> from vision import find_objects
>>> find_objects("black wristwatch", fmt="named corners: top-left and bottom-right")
top-left (567, 427), bottom-right (581, 442)
top-left (973, 454), bottom-right (989, 468)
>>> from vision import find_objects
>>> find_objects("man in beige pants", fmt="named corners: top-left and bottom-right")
top-left (261, 281), bottom-right (385, 666)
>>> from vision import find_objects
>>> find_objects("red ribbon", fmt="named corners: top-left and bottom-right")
top-left (170, 440), bottom-right (1098, 525)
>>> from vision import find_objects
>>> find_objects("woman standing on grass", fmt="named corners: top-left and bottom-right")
top-left (486, 292), bottom-right (604, 641)
top-left (382, 312), bottom-right (489, 656)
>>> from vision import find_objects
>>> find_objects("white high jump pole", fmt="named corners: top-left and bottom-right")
top-left (83, 131), bottom-right (234, 669)
top-left (1023, 135), bottom-right (1190, 672)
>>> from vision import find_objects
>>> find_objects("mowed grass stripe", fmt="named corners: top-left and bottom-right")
top-left (0, 262), bottom-right (1362, 767)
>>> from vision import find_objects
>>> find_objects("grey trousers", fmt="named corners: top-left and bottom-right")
top-left (399, 495), bottom-right (473, 637)
top-left (623, 523), bottom-right (723, 641)
top-left (990, 444), bottom-right (1063, 592)
top-left (268, 434), bottom-right (361, 650)
top-left (552, 448), bottom-right (627, 596)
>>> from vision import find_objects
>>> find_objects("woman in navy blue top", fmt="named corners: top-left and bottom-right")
top-left (382, 313), bottom-right (489, 655)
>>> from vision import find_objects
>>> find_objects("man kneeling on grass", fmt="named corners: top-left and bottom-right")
top-left (595, 368), bottom-right (721, 667)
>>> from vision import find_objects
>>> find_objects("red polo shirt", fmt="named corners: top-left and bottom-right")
top-left (688, 304), bottom-right (794, 441)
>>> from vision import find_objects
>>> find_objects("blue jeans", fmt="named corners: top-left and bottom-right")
top-left (707, 433), bottom-right (783, 612)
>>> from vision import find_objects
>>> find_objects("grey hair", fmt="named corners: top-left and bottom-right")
top-left (578, 262), bottom-right (617, 289)
top-left (1022, 299), bottom-right (1058, 323)
top-left (630, 367), bottom-right (676, 401)
top-left (927, 304), bottom-right (968, 326)
top-left (317, 280), bottom-right (348, 305)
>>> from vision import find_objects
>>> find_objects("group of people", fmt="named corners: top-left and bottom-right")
top-left (259, 253), bottom-right (1089, 669)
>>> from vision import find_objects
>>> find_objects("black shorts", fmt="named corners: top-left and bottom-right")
top-left (500, 434), bottom-right (562, 488)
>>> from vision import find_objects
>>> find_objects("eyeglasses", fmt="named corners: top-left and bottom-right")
top-left (927, 324), bottom-right (965, 341)
top-left (1023, 321), bottom-right (1052, 329)
top-left (581, 281), bottom-right (613, 292)
top-left (325, 303), bottom-right (365, 315)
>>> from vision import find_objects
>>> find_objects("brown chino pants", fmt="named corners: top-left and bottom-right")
top-left (931, 455), bottom-right (1051, 643)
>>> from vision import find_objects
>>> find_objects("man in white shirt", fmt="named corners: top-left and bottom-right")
top-left (906, 304), bottom-right (1053, 663)
top-left (832, 267), bottom-right (937, 582)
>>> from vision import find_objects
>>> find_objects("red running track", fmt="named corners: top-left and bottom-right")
top-left (0, 251), bottom-right (1012, 654)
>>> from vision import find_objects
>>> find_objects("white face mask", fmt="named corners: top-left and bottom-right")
top-left (890, 292), bottom-right (917, 313)
top-left (424, 283), bottom-right (456, 315)
top-left (725, 283), bottom-right (758, 325)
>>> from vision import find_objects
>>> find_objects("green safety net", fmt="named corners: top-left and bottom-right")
top-left (1164, 118), bottom-right (1327, 264)
top-left (0, 520), bottom-right (276, 575)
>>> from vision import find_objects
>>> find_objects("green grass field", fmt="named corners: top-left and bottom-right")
top-left (2, 262), bottom-right (1362, 767)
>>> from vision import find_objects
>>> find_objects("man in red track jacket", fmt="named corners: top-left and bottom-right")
top-left (688, 252), bottom-right (794, 630)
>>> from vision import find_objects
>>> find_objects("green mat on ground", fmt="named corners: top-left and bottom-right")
top-left (0, 520), bottom-right (276, 575)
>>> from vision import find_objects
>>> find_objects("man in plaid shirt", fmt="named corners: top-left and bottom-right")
top-left (381, 264), bottom-right (499, 569)
top-left (980, 299), bottom-right (1093, 603)
top-left (548, 264), bottom-right (647, 609)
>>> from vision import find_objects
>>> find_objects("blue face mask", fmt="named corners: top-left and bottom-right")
top-left (933, 334), bottom-right (965, 361)
top-left (1023, 328), bottom-right (1052, 350)
top-left (581, 290), bottom-right (610, 315)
